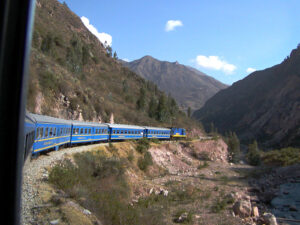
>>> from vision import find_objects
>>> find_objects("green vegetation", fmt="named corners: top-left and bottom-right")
top-left (262, 147), bottom-right (300, 166)
top-left (211, 194), bottom-right (234, 213)
top-left (136, 138), bottom-right (150, 154)
top-left (138, 152), bottom-right (153, 171)
top-left (225, 132), bottom-right (241, 163)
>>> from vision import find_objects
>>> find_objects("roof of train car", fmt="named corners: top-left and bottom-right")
top-left (143, 126), bottom-right (171, 131)
top-left (29, 113), bottom-right (72, 125)
top-left (106, 123), bottom-right (145, 129)
top-left (25, 111), bottom-right (36, 123)
top-left (71, 120), bottom-right (108, 127)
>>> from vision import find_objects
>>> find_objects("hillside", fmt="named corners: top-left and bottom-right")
top-left (193, 45), bottom-right (300, 148)
top-left (122, 56), bottom-right (228, 111)
top-left (27, 0), bottom-right (201, 130)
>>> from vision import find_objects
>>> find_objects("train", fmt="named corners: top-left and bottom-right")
top-left (24, 112), bottom-right (186, 160)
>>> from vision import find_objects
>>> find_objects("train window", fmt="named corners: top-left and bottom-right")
top-left (80, 128), bottom-right (83, 134)
top-left (113, 130), bottom-right (115, 134)
top-left (45, 128), bottom-right (48, 137)
top-left (85, 128), bottom-right (87, 134)
top-left (116, 130), bottom-right (119, 134)
top-left (88, 129), bottom-right (91, 134)
top-left (73, 128), bottom-right (76, 134)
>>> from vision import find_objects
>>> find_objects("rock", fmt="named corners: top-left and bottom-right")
top-left (50, 219), bottom-right (59, 225)
top-left (83, 209), bottom-right (91, 215)
top-left (252, 206), bottom-right (259, 217)
top-left (263, 213), bottom-right (277, 225)
top-left (149, 188), bottom-right (154, 194)
top-left (233, 200), bottom-right (252, 218)
top-left (289, 205), bottom-right (298, 211)
top-left (175, 212), bottom-right (188, 223)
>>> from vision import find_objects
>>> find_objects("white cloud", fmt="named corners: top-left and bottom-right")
top-left (195, 55), bottom-right (237, 74)
top-left (246, 67), bottom-right (256, 73)
top-left (122, 58), bottom-right (130, 62)
top-left (81, 16), bottom-right (112, 46)
top-left (165, 20), bottom-right (183, 32)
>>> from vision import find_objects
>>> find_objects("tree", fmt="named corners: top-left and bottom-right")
top-left (136, 87), bottom-right (146, 110)
top-left (246, 140), bottom-right (261, 166)
top-left (105, 43), bottom-right (112, 57)
top-left (122, 80), bottom-right (128, 93)
top-left (113, 51), bottom-right (118, 59)
top-left (148, 95), bottom-right (157, 118)
top-left (187, 107), bottom-right (192, 118)
top-left (156, 94), bottom-right (168, 122)
top-left (226, 132), bottom-right (240, 163)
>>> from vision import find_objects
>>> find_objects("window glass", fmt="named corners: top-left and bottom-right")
top-left (54, 128), bottom-right (56, 136)
top-left (89, 129), bottom-right (91, 134)
top-left (80, 128), bottom-right (83, 134)
top-left (85, 128), bottom-right (87, 134)
top-left (36, 128), bottom-right (39, 139)
top-left (45, 128), bottom-right (48, 137)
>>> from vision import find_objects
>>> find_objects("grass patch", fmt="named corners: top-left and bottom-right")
top-left (211, 194), bottom-right (234, 213)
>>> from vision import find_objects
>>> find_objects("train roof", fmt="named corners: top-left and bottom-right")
top-left (29, 113), bottom-right (72, 125)
top-left (143, 126), bottom-right (171, 131)
top-left (25, 111), bottom-right (36, 123)
top-left (106, 123), bottom-right (145, 129)
top-left (71, 120), bottom-right (108, 127)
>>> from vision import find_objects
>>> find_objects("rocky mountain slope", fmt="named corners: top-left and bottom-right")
top-left (122, 56), bottom-right (228, 111)
top-left (193, 45), bottom-right (300, 148)
top-left (27, 0), bottom-right (200, 129)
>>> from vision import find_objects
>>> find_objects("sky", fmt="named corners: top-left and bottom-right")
top-left (60, 0), bottom-right (300, 85)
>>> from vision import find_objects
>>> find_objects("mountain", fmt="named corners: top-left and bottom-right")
top-left (193, 46), bottom-right (300, 148)
top-left (27, 0), bottom-right (201, 130)
top-left (122, 56), bottom-right (228, 111)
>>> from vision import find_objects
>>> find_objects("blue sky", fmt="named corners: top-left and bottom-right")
top-left (60, 0), bottom-right (300, 85)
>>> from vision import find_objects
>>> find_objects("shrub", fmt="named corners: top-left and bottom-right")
top-left (138, 152), bottom-right (153, 171)
top-left (197, 161), bottom-right (209, 169)
top-left (136, 138), bottom-right (150, 154)
top-left (246, 140), bottom-right (261, 166)
top-left (127, 150), bottom-right (134, 162)
top-left (262, 147), bottom-right (300, 166)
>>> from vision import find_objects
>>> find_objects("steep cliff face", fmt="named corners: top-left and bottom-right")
top-left (122, 56), bottom-right (228, 111)
top-left (193, 46), bottom-right (300, 148)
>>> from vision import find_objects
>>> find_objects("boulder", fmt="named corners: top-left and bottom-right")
top-left (252, 206), bottom-right (259, 217)
top-left (263, 213), bottom-right (277, 225)
top-left (233, 200), bottom-right (252, 218)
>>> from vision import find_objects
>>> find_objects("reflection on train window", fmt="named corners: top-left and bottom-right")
top-left (45, 128), bottom-right (48, 137)
top-left (54, 128), bottom-right (56, 136)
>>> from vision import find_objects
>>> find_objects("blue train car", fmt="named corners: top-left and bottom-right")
top-left (30, 114), bottom-right (72, 154)
top-left (71, 121), bottom-right (109, 144)
top-left (170, 127), bottom-right (186, 138)
top-left (24, 112), bottom-right (36, 160)
top-left (144, 126), bottom-right (171, 139)
top-left (107, 124), bottom-right (144, 140)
